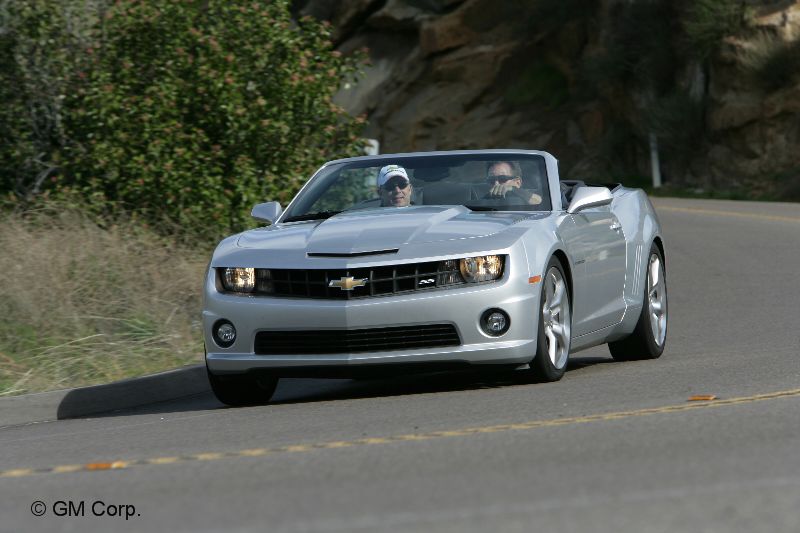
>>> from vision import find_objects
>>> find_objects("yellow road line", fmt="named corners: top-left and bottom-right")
top-left (1, 469), bottom-right (34, 477)
top-left (147, 457), bottom-right (180, 465)
top-left (657, 205), bottom-right (800, 224)
top-left (193, 452), bottom-right (225, 461)
top-left (2, 387), bottom-right (799, 479)
top-left (319, 441), bottom-right (355, 449)
top-left (239, 448), bottom-right (269, 457)
top-left (51, 465), bottom-right (82, 474)
top-left (280, 445), bottom-right (312, 453)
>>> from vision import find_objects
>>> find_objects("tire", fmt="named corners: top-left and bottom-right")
top-left (527, 256), bottom-right (572, 382)
top-left (207, 366), bottom-right (279, 407)
top-left (608, 243), bottom-right (667, 361)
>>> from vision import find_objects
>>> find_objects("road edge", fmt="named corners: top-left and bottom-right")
top-left (0, 364), bottom-right (209, 428)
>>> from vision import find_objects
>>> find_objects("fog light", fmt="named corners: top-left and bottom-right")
top-left (487, 313), bottom-right (506, 333)
top-left (481, 308), bottom-right (510, 336)
top-left (213, 320), bottom-right (236, 348)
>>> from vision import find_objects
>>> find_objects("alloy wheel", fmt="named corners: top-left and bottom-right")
top-left (647, 253), bottom-right (667, 347)
top-left (541, 266), bottom-right (571, 369)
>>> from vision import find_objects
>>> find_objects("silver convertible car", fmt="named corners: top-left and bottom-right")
top-left (203, 150), bottom-right (667, 405)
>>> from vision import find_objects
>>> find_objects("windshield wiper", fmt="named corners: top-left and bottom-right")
top-left (282, 210), bottom-right (342, 223)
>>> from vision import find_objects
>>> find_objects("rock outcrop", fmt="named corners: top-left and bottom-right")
top-left (705, 3), bottom-right (800, 196)
top-left (296, 0), bottom-right (800, 198)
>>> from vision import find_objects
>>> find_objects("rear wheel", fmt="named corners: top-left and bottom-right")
top-left (609, 243), bottom-right (667, 360)
top-left (527, 257), bottom-right (571, 382)
top-left (207, 366), bottom-right (278, 406)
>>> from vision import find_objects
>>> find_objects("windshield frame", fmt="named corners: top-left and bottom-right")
top-left (279, 150), bottom-right (558, 224)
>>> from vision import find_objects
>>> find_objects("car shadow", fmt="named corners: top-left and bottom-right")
top-left (269, 355), bottom-right (616, 405)
top-left (79, 354), bottom-right (617, 419)
top-left (565, 356), bottom-right (616, 371)
top-left (271, 370), bottom-right (518, 405)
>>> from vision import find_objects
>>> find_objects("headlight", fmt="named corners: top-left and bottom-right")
top-left (459, 255), bottom-right (504, 283)
top-left (220, 267), bottom-right (256, 292)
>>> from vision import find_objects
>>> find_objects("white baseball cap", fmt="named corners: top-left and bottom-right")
top-left (377, 165), bottom-right (409, 187)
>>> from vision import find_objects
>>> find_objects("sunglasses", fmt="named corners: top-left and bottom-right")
top-left (382, 177), bottom-right (410, 191)
top-left (486, 174), bottom-right (517, 184)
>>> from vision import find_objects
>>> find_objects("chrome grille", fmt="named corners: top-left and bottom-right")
top-left (252, 260), bottom-right (464, 299)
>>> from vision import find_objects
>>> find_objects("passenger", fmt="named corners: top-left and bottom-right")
top-left (485, 161), bottom-right (542, 205)
top-left (377, 165), bottom-right (414, 207)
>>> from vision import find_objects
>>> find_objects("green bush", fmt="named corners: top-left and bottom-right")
top-left (504, 61), bottom-right (569, 109)
top-left (645, 91), bottom-right (705, 155)
top-left (682, 0), bottom-right (747, 59)
top-left (582, 121), bottom-right (641, 178)
top-left (1, 1), bottom-right (366, 239)
top-left (772, 166), bottom-right (800, 201)
top-left (578, 0), bottom-right (743, 180)
top-left (582, 0), bottom-right (748, 90)
top-left (0, 0), bottom-right (94, 199)
top-left (531, 0), bottom-right (600, 26)
top-left (581, 1), bottom-right (680, 93)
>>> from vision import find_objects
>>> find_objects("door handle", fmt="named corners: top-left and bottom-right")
top-left (610, 222), bottom-right (622, 232)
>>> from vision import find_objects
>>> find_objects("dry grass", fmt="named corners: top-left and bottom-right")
top-left (0, 206), bottom-right (208, 395)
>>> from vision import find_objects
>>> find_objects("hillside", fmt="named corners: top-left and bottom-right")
top-left (298, 0), bottom-right (800, 199)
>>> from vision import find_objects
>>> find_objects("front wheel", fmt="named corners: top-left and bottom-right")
top-left (207, 366), bottom-right (279, 407)
top-left (526, 257), bottom-right (572, 382)
top-left (608, 243), bottom-right (667, 360)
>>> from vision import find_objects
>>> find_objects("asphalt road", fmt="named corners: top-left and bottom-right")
top-left (2, 197), bottom-right (800, 533)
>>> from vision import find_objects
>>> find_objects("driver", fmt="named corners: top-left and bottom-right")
top-left (377, 165), bottom-right (414, 207)
top-left (485, 161), bottom-right (542, 205)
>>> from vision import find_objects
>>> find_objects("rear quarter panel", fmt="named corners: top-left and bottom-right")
top-left (610, 187), bottom-right (663, 337)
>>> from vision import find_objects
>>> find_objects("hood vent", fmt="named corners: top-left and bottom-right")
top-left (307, 249), bottom-right (398, 258)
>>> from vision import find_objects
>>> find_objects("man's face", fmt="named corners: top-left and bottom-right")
top-left (379, 176), bottom-right (413, 207)
top-left (487, 163), bottom-right (521, 195)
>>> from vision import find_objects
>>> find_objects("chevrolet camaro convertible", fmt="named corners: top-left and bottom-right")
top-left (203, 150), bottom-right (667, 406)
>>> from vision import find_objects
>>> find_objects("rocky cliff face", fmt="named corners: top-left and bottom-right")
top-left (296, 0), bottom-right (800, 198)
top-left (707, 4), bottom-right (800, 197)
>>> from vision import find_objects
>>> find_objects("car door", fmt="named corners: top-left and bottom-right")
top-left (562, 206), bottom-right (627, 337)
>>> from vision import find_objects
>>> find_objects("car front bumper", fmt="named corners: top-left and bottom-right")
top-left (204, 268), bottom-right (541, 376)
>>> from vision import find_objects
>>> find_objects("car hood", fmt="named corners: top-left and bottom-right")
top-left (236, 206), bottom-right (541, 254)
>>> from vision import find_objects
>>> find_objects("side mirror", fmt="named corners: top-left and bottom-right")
top-left (251, 201), bottom-right (282, 224)
top-left (566, 186), bottom-right (613, 214)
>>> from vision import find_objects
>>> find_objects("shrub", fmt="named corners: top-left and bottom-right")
top-left (773, 167), bottom-right (800, 201)
top-left (504, 61), bottom-right (569, 109)
top-left (682, 0), bottom-right (748, 59)
top-left (1, 1), bottom-right (366, 240)
top-left (531, 0), bottom-right (601, 26)
top-left (0, 0), bottom-right (96, 199)
top-left (580, 121), bottom-right (642, 179)
top-left (580, 0), bottom-right (680, 93)
top-left (645, 91), bottom-right (705, 155)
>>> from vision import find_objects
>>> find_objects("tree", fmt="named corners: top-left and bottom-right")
top-left (1, 0), bottom-right (366, 238)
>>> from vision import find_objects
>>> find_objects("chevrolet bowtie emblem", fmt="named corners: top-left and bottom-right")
top-left (328, 277), bottom-right (368, 291)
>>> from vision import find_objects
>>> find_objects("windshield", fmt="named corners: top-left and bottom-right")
top-left (282, 153), bottom-right (552, 222)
